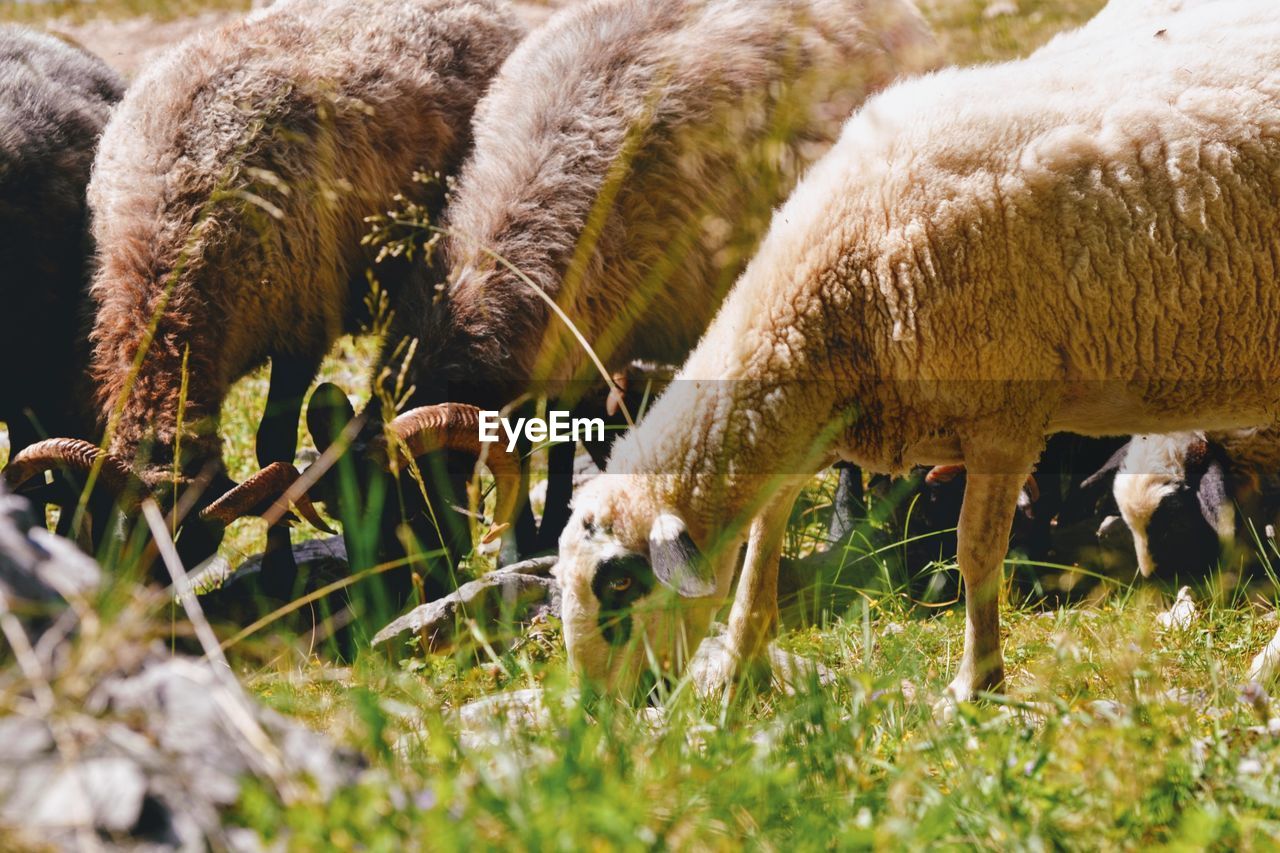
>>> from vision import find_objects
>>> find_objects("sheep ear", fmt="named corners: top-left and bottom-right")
top-left (1081, 442), bottom-right (1130, 489)
top-left (1196, 459), bottom-right (1234, 541)
top-left (649, 512), bottom-right (715, 598)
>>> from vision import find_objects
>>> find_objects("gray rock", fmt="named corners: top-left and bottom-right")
top-left (0, 485), bottom-right (367, 850)
top-left (0, 491), bottom-right (100, 610)
top-left (373, 559), bottom-right (561, 653)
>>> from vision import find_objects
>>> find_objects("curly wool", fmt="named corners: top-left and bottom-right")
top-left (87, 0), bottom-right (521, 481)
top-left (560, 0), bottom-right (1280, 689)
top-left (614, 0), bottom-right (1280, 512)
top-left (0, 27), bottom-right (123, 454)
top-left (386, 0), bottom-right (939, 409)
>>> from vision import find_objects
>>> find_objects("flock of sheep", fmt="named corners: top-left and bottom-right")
top-left (3, 0), bottom-right (1280, 708)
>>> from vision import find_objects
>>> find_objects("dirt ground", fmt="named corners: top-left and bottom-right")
top-left (45, 0), bottom-right (573, 77)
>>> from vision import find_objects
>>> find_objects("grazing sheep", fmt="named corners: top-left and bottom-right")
top-left (316, 0), bottom-right (939, 572)
top-left (1097, 426), bottom-right (1280, 582)
top-left (5, 0), bottom-right (522, 577)
top-left (554, 0), bottom-right (1280, 702)
top-left (0, 27), bottom-right (123, 461)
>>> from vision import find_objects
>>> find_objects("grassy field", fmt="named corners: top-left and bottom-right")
top-left (14, 0), bottom-right (1280, 849)
top-left (228, 590), bottom-right (1280, 849)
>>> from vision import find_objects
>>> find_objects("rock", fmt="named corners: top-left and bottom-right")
top-left (0, 485), bottom-right (368, 849)
top-left (0, 490), bottom-right (100, 610)
top-left (16, 757), bottom-right (147, 833)
top-left (1156, 586), bottom-right (1198, 632)
top-left (373, 557), bottom-right (561, 653)
top-left (191, 534), bottom-right (351, 594)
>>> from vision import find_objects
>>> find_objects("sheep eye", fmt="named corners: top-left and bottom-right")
top-left (608, 576), bottom-right (632, 593)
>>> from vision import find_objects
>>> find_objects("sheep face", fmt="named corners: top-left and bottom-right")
top-left (556, 481), bottom-right (728, 701)
top-left (1113, 434), bottom-right (1231, 578)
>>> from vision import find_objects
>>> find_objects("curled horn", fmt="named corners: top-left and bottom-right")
top-left (3, 438), bottom-right (147, 507)
top-left (380, 403), bottom-right (522, 540)
top-left (200, 461), bottom-right (334, 532)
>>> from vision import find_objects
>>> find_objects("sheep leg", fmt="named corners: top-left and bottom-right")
top-left (713, 484), bottom-right (804, 692)
top-left (255, 354), bottom-right (317, 600)
top-left (534, 431), bottom-right (577, 552)
top-left (827, 462), bottom-right (863, 543)
top-left (945, 445), bottom-right (1037, 703)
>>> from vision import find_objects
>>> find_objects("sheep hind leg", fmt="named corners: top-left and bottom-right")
top-left (944, 441), bottom-right (1040, 705)
top-left (255, 354), bottom-right (319, 602)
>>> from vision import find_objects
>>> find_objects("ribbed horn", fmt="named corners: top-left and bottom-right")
top-left (200, 461), bottom-right (335, 533)
top-left (3, 438), bottom-right (147, 506)
top-left (380, 403), bottom-right (522, 535)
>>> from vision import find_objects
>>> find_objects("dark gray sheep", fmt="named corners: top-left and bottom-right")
top-left (0, 26), bottom-right (123, 464)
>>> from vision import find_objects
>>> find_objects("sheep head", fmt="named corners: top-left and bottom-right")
top-left (304, 382), bottom-right (521, 554)
top-left (3, 438), bottom-right (330, 554)
top-left (1111, 433), bottom-right (1233, 578)
top-left (556, 476), bottom-right (732, 702)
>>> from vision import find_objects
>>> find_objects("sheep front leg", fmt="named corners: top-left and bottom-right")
top-left (946, 447), bottom-right (1037, 703)
top-left (256, 354), bottom-right (318, 600)
top-left (705, 485), bottom-right (803, 695)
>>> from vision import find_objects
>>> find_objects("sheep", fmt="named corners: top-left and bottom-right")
top-left (554, 0), bottom-right (1280, 703)
top-left (0, 27), bottom-right (123, 464)
top-left (1102, 430), bottom-right (1280, 580)
top-left (309, 0), bottom-right (940, 580)
top-left (4, 0), bottom-right (523, 581)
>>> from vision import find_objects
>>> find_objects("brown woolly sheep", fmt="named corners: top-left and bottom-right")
top-left (310, 0), bottom-right (939, 580)
top-left (5, 0), bottom-right (523, 583)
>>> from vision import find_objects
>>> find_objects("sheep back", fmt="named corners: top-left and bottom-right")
top-left (87, 0), bottom-right (521, 472)
top-left (400, 0), bottom-right (938, 407)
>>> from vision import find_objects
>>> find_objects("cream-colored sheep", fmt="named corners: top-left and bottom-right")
top-left (555, 0), bottom-right (1280, 702)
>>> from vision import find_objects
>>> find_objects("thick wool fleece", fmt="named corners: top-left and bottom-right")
top-left (560, 0), bottom-right (1280, 689)
top-left (0, 27), bottom-right (123, 453)
top-left (87, 0), bottom-right (521, 482)
top-left (613, 0), bottom-right (1280, 520)
top-left (388, 0), bottom-right (939, 410)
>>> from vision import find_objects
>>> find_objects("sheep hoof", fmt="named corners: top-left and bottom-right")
top-left (688, 637), bottom-right (772, 700)
top-left (936, 666), bottom-right (1005, 718)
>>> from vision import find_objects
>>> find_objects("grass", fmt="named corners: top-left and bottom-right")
top-left (15, 0), bottom-right (1280, 848)
top-left (227, 587), bottom-right (1280, 849)
top-left (0, 0), bottom-right (250, 27)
